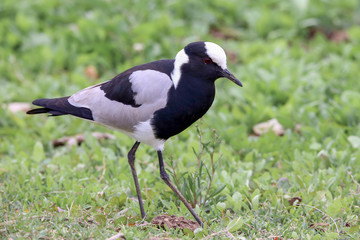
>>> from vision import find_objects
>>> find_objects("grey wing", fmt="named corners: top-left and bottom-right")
top-left (68, 69), bottom-right (173, 132)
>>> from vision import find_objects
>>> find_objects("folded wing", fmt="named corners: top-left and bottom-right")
top-left (28, 61), bottom-right (174, 134)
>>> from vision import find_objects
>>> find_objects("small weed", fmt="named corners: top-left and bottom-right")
top-left (169, 124), bottom-right (226, 211)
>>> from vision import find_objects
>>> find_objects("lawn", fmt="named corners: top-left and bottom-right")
top-left (1, 0), bottom-right (360, 239)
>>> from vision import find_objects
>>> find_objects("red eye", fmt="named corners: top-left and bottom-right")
top-left (203, 58), bottom-right (213, 64)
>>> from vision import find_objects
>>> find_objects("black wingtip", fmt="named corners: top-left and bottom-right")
top-left (27, 97), bottom-right (93, 120)
top-left (32, 98), bottom-right (49, 106)
top-left (27, 108), bottom-right (50, 115)
top-left (27, 98), bottom-right (52, 115)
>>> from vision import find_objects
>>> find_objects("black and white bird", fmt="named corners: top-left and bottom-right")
top-left (27, 41), bottom-right (242, 227)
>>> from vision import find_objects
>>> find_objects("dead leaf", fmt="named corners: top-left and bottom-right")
top-left (55, 206), bottom-right (65, 213)
top-left (288, 197), bottom-right (302, 206)
top-left (253, 118), bottom-right (285, 136)
top-left (152, 215), bottom-right (200, 232)
top-left (3, 102), bottom-right (31, 113)
top-left (91, 132), bottom-right (115, 140)
top-left (84, 65), bottom-right (99, 80)
top-left (53, 132), bottom-right (115, 147)
top-left (133, 43), bottom-right (144, 51)
top-left (210, 27), bottom-right (240, 40)
top-left (148, 238), bottom-right (178, 240)
top-left (310, 222), bottom-right (329, 232)
top-left (106, 232), bottom-right (126, 240)
top-left (294, 124), bottom-right (302, 134)
top-left (328, 30), bottom-right (349, 43)
top-left (306, 27), bottom-right (349, 43)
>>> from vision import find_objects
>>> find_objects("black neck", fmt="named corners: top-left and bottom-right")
top-left (152, 75), bottom-right (216, 140)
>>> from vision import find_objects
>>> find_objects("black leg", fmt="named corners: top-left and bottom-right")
top-left (157, 150), bottom-right (204, 227)
top-left (127, 141), bottom-right (146, 219)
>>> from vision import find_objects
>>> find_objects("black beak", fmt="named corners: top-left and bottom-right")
top-left (222, 69), bottom-right (243, 87)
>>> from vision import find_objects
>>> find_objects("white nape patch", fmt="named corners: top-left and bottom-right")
top-left (204, 42), bottom-right (227, 70)
top-left (133, 120), bottom-right (165, 151)
top-left (171, 49), bottom-right (189, 88)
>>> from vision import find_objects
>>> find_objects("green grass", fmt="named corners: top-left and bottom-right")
top-left (1, 0), bottom-right (360, 239)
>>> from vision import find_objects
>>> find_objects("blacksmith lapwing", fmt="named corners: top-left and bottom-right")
top-left (27, 41), bottom-right (242, 227)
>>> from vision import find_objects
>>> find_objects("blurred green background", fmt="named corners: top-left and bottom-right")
top-left (1, 0), bottom-right (360, 239)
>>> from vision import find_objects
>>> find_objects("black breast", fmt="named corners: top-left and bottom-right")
top-left (152, 77), bottom-right (216, 140)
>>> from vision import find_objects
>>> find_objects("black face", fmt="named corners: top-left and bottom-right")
top-left (183, 41), bottom-right (224, 81)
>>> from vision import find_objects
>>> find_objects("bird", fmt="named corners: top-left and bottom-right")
top-left (27, 41), bottom-right (243, 227)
